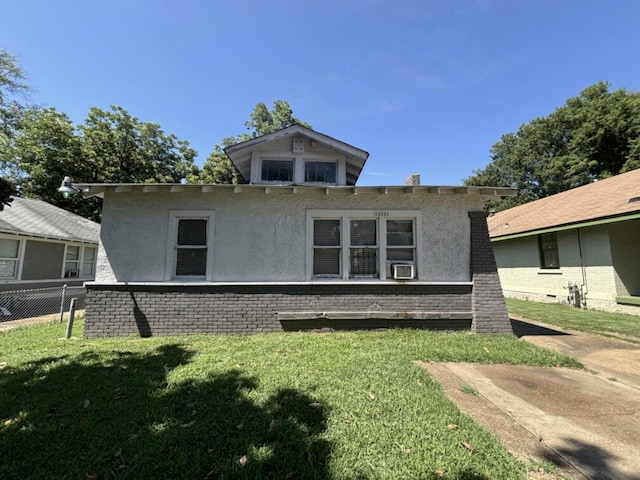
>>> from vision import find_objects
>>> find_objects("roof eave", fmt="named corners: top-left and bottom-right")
top-left (490, 211), bottom-right (640, 241)
top-left (79, 183), bottom-right (516, 199)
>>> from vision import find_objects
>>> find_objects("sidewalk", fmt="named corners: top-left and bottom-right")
top-left (424, 318), bottom-right (640, 480)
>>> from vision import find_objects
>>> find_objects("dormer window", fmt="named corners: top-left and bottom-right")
top-left (261, 159), bottom-right (294, 182)
top-left (225, 125), bottom-right (368, 186)
top-left (305, 161), bottom-right (337, 184)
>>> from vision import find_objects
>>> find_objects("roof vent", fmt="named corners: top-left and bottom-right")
top-left (629, 196), bottom-right (640, 203)
top-left (405, 173), bottom-right (420, 186)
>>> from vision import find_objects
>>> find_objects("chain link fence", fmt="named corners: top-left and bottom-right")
top-left (0, 285), bottom-right (86, 331)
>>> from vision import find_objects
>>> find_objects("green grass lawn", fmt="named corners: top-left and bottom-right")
top-left (0, 320), bottom-right (580, 480)
top-left (507, 298), bottom-right (640, 342)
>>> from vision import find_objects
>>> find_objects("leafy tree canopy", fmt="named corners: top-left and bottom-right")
top-left (0, 48), bottom-right (29, 135)
top-left (2, 105), bottom-right (198, 221)
top-left (0, 48), bottom-right (30, 209)
top-left (198, 100), bottom-right (311, 184)
top-left (465, 82), bottom-right (640, 211)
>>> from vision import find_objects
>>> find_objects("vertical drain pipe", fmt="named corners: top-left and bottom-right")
top-left (576, 229), bottom-right (588, 308)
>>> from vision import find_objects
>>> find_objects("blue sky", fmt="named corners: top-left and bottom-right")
top-left (3, 0), bottom-right (640, 186)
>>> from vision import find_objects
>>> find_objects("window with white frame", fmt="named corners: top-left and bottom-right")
top-left (386, 219), bottom-right (416, 277)
top-left (166, 211), bottom-right (214, 280)
top-left (0, 238), bottom-right (20, 279)
top-left (82, 246), bottom-right (97, 277)
top-left (262, 159), bottom-right (294, 182)
top-left (305, 161), bottom-right (337, 184)
top-left (313, 219), bottom-right (341, 276)
top-left (64, 246), bottom-right (80, 278)
top-left (64, 245), bottom-right (97, 278)
top-left (308, 210), bottom-right (420, 280)
top-left (350, 219), bottom-right (378, 278)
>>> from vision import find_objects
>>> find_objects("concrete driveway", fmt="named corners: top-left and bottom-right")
top-left (424, 317), bottom-right (640, 480)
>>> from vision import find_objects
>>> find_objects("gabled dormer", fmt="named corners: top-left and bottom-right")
top-left (224, 125), bottom-right (369, 186)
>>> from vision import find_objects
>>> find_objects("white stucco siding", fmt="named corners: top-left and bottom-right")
top-left (494, 226), bottom-right (618, 305)
top-left (95, 188), bottom-right (484, 283)
top-left (97, 190), bottom-right (173, 282)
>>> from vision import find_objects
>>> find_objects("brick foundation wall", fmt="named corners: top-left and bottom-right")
top-left (84, 283), bottom-right (472, 337)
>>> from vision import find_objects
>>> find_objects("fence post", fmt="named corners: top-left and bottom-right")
top-left (59, 284), bottom-right (68, 323)
top-left (65, 298), bottom-right (77, 339)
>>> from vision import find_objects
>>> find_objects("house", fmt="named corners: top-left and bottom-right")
top-left (0, 196), bottom-right (100, 291)
top-left (81, 125), bottom-right (516, 337)
top-left (488, 168), bottom-right (640, 315)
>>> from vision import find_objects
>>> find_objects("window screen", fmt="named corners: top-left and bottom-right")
top-left (178, 219), bottom-right (207, 245)
top-left (176, 219), bottom-right (207, 276)
top-left (386, 219), bottom-right (415, 263)
top-left (313, 219), bottom-right (341, 276)
top-left (350, 220), bottom-right (378, 277)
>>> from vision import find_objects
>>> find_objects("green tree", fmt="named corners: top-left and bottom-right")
top-left (81, 106), bottom-right (198, 184)
top-left (1, 107), bottom-right (101, 219)
top-left (198, 100), bottom-right (311, 184)
top-left (0, 47), bottom-right (29, 138)
top-left (465, 82), bottom-right (640, 210)
top-left (0, 48), bottom-right (31, 208)
top-left (2, 105), bottom-right (198, 221)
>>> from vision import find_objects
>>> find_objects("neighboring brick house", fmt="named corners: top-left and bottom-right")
top-left (81, 125), bottom-right (515, 336)
top-left (488, 168), bottom-right (640, 315)
top-left (0, 196), bottom-right (100, 291)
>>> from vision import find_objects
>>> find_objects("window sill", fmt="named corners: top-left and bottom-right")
top-left (537, 269), bottom-right (563, 275)
top-left (87, 280), bottom-right (474, 287)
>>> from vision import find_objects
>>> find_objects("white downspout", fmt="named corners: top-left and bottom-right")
top-left (576, 228), bottom-right (588, 308)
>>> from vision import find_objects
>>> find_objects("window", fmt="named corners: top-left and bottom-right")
top-left (539, 233), bottom-right (559, 269)
top-left (313, 219), bottom-right (341, 276)
top-left (82, 247), bottom-right (97, 277)
top-left (386, 219), bottom-right (415, 276)
top-left (305, 162), bottom-right (337, 183)
top-left (308, 210), bottom-right (421, 280)
top-left (176, 219), bottom-right (208, 276)
top-left (350, 219), bottom-right (378, 277)
top-left (166, 210), bottom-right (214, 280)
top-left (0, 238), bottom-right (20, 279)
top-left (64, 246), bottom-right (80, 277)
top-left (262, 160), bottom-right (293, 182)
top-left (64, 245), bottom-right (97, 278)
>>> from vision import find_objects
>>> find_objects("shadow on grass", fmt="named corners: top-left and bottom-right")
top-left (0, 344), bottom-right (332, 479)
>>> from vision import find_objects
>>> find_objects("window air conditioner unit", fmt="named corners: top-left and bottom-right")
top-left (392, 263), bottom-right (414, 280)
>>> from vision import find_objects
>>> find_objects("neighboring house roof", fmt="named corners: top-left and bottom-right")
top-left (0, 196), bottom-right (100, 244)
top-left (224, 124), bottom-right (370, 185)
top-left (488, 168), bottom-right (640, 240)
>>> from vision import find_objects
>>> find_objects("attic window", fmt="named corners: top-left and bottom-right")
top-left (262, 160), bottom-right (293, 182)
top-left (305, 161), bottom-right (337, 183)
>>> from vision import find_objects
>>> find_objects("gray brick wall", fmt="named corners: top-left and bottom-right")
top-left (84, 284), bottom-right (472, 337)
top-left (469, 211), bottom-right (513, 334)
